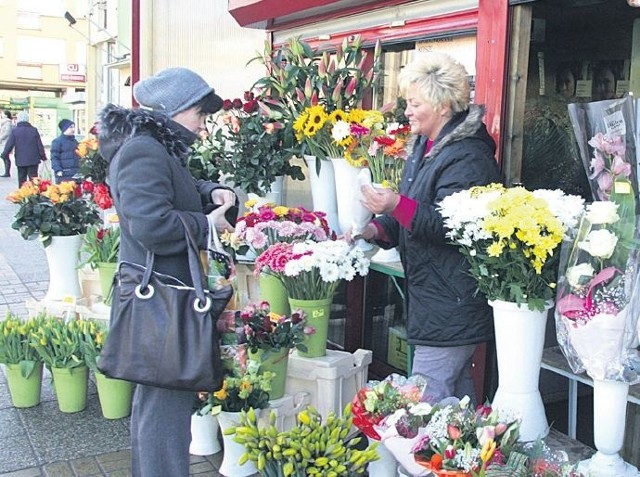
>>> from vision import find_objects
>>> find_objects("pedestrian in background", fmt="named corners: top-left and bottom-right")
top-left (354, 53), bottom-right (500, 404)
top-left (98, 67), bottom-right (236, 477)
top-left (0, 110), bottom-right (13, 177)
top-left (1, 111), bottom-right (47, 186)
top-left (50, 119), bottom-right (80, 183)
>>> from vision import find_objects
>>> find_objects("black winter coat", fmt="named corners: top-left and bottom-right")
top-left (376, 105), bottom-right (501, 347)
top-left (98, 104), bottom-right (228, 285)
top-left (50, 134), bottom-right (80, 180)
top-left (1, 122), bottom-right (47, 166)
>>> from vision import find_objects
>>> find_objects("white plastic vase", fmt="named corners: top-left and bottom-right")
top-left (304, 155), bottom-right (340, 234)
top-left (370, 182), bottom-right (400, 262)
top-left (489, 299), bottom-right (551, 442)
top-left (577, 379), bottom-right (640, 476)
top-left (330, 157), bottom-right (372, 250)
top-left (44, 235), bottom-right (83, 301)
top-left (247, 175), bottom-right (284, 207)
top-left (189, 413), bottom-right (221, 456)
top-left (217, 411), bottom-right (258, 477)
top-left (367, 436), bottom-right (398, 477)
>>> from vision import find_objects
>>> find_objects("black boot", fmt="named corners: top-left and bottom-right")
top-left (1, 158), bottom-right (10, 177)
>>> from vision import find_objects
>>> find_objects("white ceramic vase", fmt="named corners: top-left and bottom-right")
top-left (44, 234), bottom-right (83, 301)
top-left (577, 379), bottom-right (639, 476)
top-left (217, 411), bottom-right (258, 477)
top-left (189, 413), bottom-right (221, 456)
top-left (304, 155), bottom-right (340, 234)
top-left (489, 299), bottom-right (551, 442)
top-left (367, 436), bottom-right (398, 477)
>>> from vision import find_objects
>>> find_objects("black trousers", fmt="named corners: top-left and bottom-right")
top-left (17, 165), bottom-right (38, 187)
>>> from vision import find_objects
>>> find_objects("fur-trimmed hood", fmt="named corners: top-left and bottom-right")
top-left (98, 104), bottom-right (196, 165)
top-left (405, 104), bottom-right (490, 159)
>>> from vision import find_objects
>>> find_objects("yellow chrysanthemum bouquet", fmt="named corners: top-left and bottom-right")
top-left (437, 184), bottom-right (584, 311)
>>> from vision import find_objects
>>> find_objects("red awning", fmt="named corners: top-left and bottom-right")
top-left (228, 0), bottom-right (344, 28)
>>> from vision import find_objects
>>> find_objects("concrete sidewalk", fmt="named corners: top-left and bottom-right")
top-left (0, 173), bottom-right (228, 477)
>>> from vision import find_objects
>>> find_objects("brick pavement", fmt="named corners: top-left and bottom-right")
top-left (0, 174), bottom-right (244, 477)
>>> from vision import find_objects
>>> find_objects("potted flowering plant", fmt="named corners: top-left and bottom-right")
top-left (212, 94), bottom-right (304, 196)
top-left (240, 301), bottom-right (311, 399)
top-left (6, 177), bottom-right (101, 246)
top-left (254, 239), bottom-right (370, 357)
top-left (29, 317), bottom-right (91, 412)
top-left (231, 404), bottom-right (380, 477)
top-left (437, 183), bottom-right (585, 311)
top-left (0, 313), bottom-right (46, 407)
top-left (79, 225), bottom-right (120, 304)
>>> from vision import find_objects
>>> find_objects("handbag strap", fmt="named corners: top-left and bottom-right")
top-left (137, 213), bottom-right (208, 305)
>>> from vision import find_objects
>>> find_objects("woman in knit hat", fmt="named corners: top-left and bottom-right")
top-left (50, 119), bottom-right (80, 183)
top-left (98, 67), bottom-right (236, 477)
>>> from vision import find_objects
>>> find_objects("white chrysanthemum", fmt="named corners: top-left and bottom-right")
top-left (331, 120), bottom-right (351, 142)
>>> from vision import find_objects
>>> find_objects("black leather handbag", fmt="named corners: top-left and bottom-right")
top-left (98, 215), bottom-right (233, 392)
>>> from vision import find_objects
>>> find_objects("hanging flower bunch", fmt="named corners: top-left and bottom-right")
top-left (351, 374), bottom-right (427, 440)
top-left (6, 177), bottom-right (102, 246)
top-left (239, 301), bottom-right (310, 354)
top-left (225, 202), bottom-right (332, 256)
top-left (555, 200), bottom-right (640, 381)
top-left (254, 239), bottom-right (370, 300)
top-left (437, 183), bottom-right (584, 311)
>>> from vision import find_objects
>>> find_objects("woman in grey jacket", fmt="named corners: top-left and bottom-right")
top-left (98, 68), bottom-right (235, 477)
top-left (0, 110), bottom-right (13, 176)
top-left (357, 53), bottom-right (501, 404)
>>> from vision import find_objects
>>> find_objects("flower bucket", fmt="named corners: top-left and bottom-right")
top-left (288, 297), bottom-right (332, 358)
top-left (248, 347), bottom-right (289, 400)
top-left (247, 175), bottom-right (284, 207)
top-left (190, 413), bottom-right (221, 456)
top-left (330, 157), bottom-right (372, 250)
top-left (259, 273), bottom-right (290, 317)
top-left (97, 262), bottom-right (117, 305)
top-left (304, 155), bottom-right (340, 234)
top-left (51, 365), bottom-right (88, 413)
top-left (95, 370), bottom-right (133, 419)
top-left (4, 361), bottom-right (43, 408)
top-left (489, 299), bottom-right (550, 442)
top-left (44, 235), bottom-right (83, 301)
top-left (577, 379), bottom-right (640, 476)
top-left (217, 411), bottom-right (258, 477)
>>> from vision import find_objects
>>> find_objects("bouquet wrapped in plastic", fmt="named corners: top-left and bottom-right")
top-left (555, 201), bottom-right (640, 382)
top-left (351, 373), bottom-right (427, 440)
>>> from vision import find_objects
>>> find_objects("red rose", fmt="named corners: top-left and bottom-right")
top-left (243, 91), bottom-right (254, 101)
top-left (82, 180), bottom-right (95, 193)
top-left (232, 98), bottom-right (243, 109)
top-left (222, 99), bottom-right (233, 111)
top-left (243, 99), bottom-right (258, 114)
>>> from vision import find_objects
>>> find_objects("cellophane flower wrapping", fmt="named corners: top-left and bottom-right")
top-left (351, 373), bottom-right (427, 440)
top-left (374, 396), bottom-right (520, 476)
top-left (568, 95), bottom-right (637, 202)
top-left (555, 200), bottom-right (640, 382)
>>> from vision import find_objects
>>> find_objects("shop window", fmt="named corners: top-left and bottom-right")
top-left (504, 0), bottom-right (640, 200)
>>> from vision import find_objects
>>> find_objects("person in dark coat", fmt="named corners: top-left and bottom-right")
top-left (0, 110), bottom-right (13, 176)
top-left (355, 53), bottom-right (501, 404)
top-left (50, 119), bottom-right (80, 183)
top-left (98, 67), bottom-right (236, 477)
top-left (1, 111), bottom-right (47, 186)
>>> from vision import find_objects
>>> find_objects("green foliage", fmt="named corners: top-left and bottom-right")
top-left (79, 225), bottom-right (120, 269)
top-left (0, 313), bottom-right (46, 377)
top-left (29, 317), bottom-right (92, 369)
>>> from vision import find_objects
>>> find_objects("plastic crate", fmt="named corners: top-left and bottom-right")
top-left (285, 349), bottom-right (372, 422)
top-left (258, 392), bottom-right (311, 432)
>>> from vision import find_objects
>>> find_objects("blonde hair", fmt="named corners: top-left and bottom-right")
top-left (398, 53), bottom-right (470, 114)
